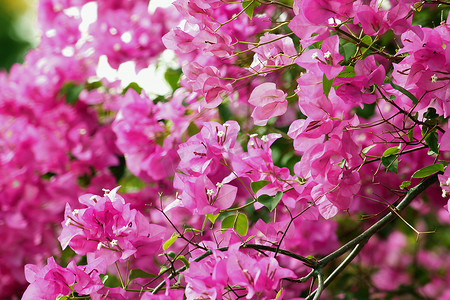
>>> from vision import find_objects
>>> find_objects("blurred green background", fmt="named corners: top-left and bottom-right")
top-left (0, 0), bottom-right (36, 71)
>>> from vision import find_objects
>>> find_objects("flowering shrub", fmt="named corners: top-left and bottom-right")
top-left (0, 0), bottom-right (449, 299)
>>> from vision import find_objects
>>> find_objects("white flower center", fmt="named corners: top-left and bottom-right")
top-left (431, 74), bottom-right (438, 83)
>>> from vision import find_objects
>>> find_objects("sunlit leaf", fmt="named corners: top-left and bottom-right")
top-left (381, 155), bottom-right (398, 174)
top-left (323, 73), bottom-right (334, 99)
top-left (129, 269), bottom-right (156, 281)
top-left (257, 191), bottom-right (283, 212)
top-left (242, 0), bottom-right (261, 20)
top-left (389, 81), bottom-right (418, 105)
top-left (382, 145), bottom-right (400, 157)
top-left (251, 180), bottom-right (271, 193)
top-left (163, 232), bottom-right (179, 252)
top-left (411, 163), bottom-right (444, 178)
top-left (235, 213), bottom-right (249, 236)
top-left (400, 181), bottom-right (411, 189)
top-left (177, 255), bottom-right (190, 268)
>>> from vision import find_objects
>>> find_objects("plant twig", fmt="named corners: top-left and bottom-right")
top-left (318, 174), bottom-right (438, 267)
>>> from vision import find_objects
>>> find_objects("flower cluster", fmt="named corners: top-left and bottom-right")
top-left (184, 244), bottom-right (296, 300)
top-left (3, 0), bottom-right (450, 299)
top-left (59, 187), bottom-right (166, 273)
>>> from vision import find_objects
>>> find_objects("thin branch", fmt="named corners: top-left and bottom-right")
top-left (243, 244), bottom-right (316, 267)
top-left (318, 174), bottom-right (439, 267)
top-left (334, 27), bottom-right (402, 63)
top-left (306, 241), bottom-right (368, 300)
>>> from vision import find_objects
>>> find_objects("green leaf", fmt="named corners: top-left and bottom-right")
top-left (257, 191), bottom-right (283, 212)
top-left (218, 102), bottom-right (232, 122)
top-left (413, 2), bottom-right (423, 11)
top-left (362, 144), bottom-right (376, 156)
top-left (164, 68), bottom-right (182, 91)
top-left (425, 131), bottom-right (439, 154)
top-left (221, 215), bottom-right (236, 231)
top-left (338, 66), bottom-right (356, 78)
top-left (400, 181), bottom-right (411, 189)
top-left (187, 122), bottom-right (200, 137)
top-left (100, 274), bottom-right (109, 284)
top-left (129, 269), bottom-right (156, 281)
top-left (441, 161), bottom-right (450, 167)
top-left (341, 43), bottom-right (357, 62)
top-left (297, 177), bottom-right (307, 185)
top-left (424, 107), bottom-right (438, 119)
top-left (360, 35), bottom-right (373, 55)
top-left (382, 145), bottom-right (400, 157)
top-left (221, 213), bottom-right (249, 236)
top-left (159, 265), bottom-right (168, 275)
top-left (322, 73), bottom-right (334, 99)
top-left (235, 213), bottom-right (249, 236)
top-left (59, 82), bottom-right (84, 105)
top-left (337, 158), bottom-right (347, 169)
top-left (101, 274), bottom-right (121, 287)
top-left (167, 251), bottom-right (176, 259)
top-left (123, 82), bottom-right (143, 95)
top-left (411, 163), bottom-right (444, 178)
top-left (361, 35), bottom-right (373, 45)
top-left (206, 213), bottom-right (219, 224)
top-left (244, 235), bottom-right (255, 244)
top-left (381, 144), bottom-right (402, 174)
top-left (185, 228), bottom-right (203, 235)
top-left (408, 128), bottom-right (414, 142)
top-left (176, 255), bottom-right (190, 269)
top-left (381, 155), bottom-right (398, 174)
top-left (389, 81), bottom-right (418, 105)
top-left (242, 0), bottom-right (261, 20)
top-left (86, 80), bottom-right (103, 91)
top-left (163, 232), bottom-right (179, 252)
top-left (251, 180), bottom-right (271, 194)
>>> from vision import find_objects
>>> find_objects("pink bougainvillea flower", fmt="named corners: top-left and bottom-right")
top-left (185, 244), bottom-right (296, 299)
top-left (59, 187), bottom-right (166, 273)
top-left (441, 130), bottom-right (450, 152)
top-left (288, 118), bottom-right (334, 154)
top-left (248, 82), bottom-right (287, 126)
top-left (295, 35), bottom-right (344, 80)
top-left (177, 120), bottom-right (241, 176)
top-left (226, 247), bottom-right (297, 299)
top-left (182, 62), bottom-right (233, 109)
top-left (439, 167), bottom-right (450, 199)
top-left (250, 33), bottom-right (297, 73)
top-left (175, 173), bottom-right (238, 215)
top-left (353, 5), bottom-right (388, 36)
top-left (22, 257), bottom-right (75, 300)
